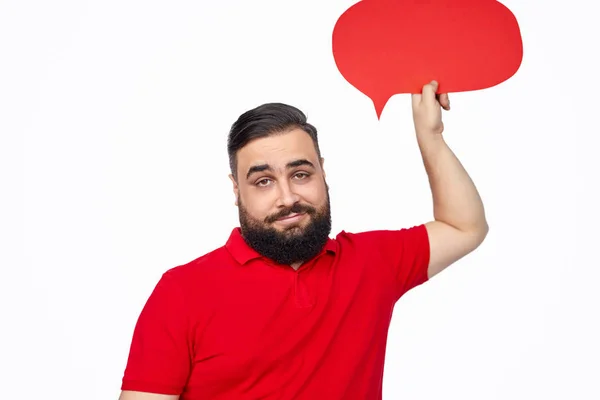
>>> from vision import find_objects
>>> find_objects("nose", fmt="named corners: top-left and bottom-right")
top-left (276, 181), bottom-right (300, 208)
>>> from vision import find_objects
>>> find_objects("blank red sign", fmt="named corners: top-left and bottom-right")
top-left (332, 0), bottom-right (524, 118)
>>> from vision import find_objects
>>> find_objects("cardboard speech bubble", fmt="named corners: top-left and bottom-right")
top-left (332, 0), bottom-right (524, 118)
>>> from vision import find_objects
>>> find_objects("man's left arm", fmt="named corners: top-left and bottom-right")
top-left (412, 81), bottom-right (489, 279)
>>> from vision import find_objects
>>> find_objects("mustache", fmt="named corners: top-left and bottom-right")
top-left (265, 203), bottom-right (317, 223)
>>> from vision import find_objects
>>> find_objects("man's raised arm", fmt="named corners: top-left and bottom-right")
top-left (411, 80), bottom-right (489, 279)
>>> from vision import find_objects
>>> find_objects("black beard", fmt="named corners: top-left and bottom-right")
top-left (238, 193), bottom-right (332, 266)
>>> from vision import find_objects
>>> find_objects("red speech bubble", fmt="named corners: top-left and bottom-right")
top-left (332, 0), bottom-right (524, 118)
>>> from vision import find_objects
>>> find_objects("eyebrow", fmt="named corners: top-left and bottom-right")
top-left (246, 159), bottom-right (315, 180)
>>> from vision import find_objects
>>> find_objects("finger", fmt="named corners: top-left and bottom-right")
top-left (439, 93), bottom-right (450, 110)
top-left (411, 93), bottom-right (422, 108)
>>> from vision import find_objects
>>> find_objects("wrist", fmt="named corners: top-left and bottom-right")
top-left (416, 131), bottom-right (446, 147)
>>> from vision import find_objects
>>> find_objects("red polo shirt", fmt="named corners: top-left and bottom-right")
top-left (121, 225), bottom-right (430, 399)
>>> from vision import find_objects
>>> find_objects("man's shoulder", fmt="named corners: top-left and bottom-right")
top-left (333, 227), bottom-right (411, 239)
top-left (333, 225), bottom-right (427, 246)
top-left (330, 229), bottom-right (387, 253)
top-left (161, 244), bottom-right (234, 284)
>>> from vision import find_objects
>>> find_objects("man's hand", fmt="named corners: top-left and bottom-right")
top-left (411, 80), bottom-right (450, 136)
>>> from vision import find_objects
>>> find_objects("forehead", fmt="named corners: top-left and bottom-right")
top-left (237, 128), bottom-right (319, 171)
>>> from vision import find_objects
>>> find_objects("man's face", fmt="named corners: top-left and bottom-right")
top-left (230, 128), bottom-right (331, 266)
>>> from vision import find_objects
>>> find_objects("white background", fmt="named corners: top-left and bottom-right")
top-left (2, 0), bottom-right (599, 399)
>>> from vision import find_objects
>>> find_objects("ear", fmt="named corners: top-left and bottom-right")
top-left (229, 174), bottom-right (239, 206)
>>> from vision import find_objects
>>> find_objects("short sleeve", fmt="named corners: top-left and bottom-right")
top-left (361, 225), bottom-right (430, 301)
top-left (121, 272), bottom-right (191, 394)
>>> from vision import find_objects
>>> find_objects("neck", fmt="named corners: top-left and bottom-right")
top-left (290, 262), bottom-right (302, 270)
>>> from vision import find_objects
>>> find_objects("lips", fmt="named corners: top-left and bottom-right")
top-left (266, 205), bottom-right (315, 224)
top-left (277, 212), bottom-right (304, 221)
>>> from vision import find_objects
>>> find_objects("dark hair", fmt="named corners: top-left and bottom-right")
top-left (227, 103), bottom-right (321, 179)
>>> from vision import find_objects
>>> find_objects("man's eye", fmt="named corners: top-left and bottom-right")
top-left (256, 179), bottom-right (272, 187)
top-left (294, 172), bottom-right (309, 180)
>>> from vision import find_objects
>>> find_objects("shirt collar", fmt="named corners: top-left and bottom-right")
top-left (225, 227), bottom-right (337, 266)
